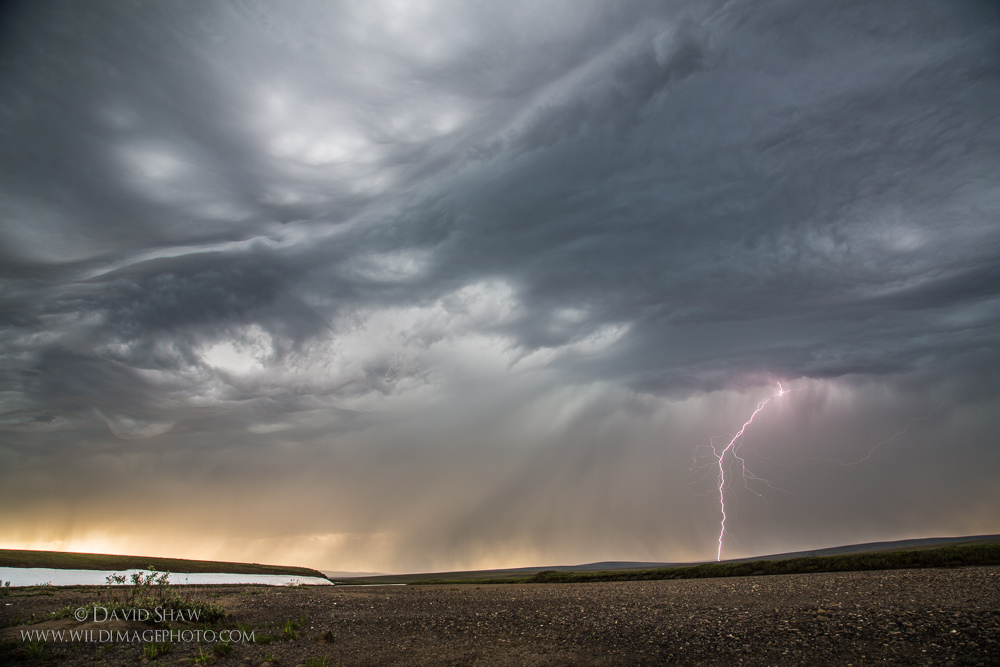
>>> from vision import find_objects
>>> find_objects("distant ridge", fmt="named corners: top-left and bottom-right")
top-left (334, 534), bottom-right (1000, 584)
top-left (0, 548), bottom-right (327, 580)
top-left (727, 534), bottom-right (1000, 562)
top-left (321, 570), bottom-right (386, 578)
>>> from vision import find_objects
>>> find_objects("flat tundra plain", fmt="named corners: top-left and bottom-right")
top-left (2, 566), bottom-right (998, 666)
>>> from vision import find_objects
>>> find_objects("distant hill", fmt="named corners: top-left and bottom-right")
top-left (321, 570), bottom-right (386, 578)
top-left (0, 548), bottom-right (327, 580)
top-left (728, 534), bottom-right (1000, 561)
top-left (334, 534), bottom-right (1000, 584)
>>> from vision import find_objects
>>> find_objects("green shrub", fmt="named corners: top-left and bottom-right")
top-left (79, 567), bottom-right (225, 624)
top-left (47, 605), bottom-right (74, 620)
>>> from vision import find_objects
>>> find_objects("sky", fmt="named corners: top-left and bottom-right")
top-left (1, 0), bottom-right (998, 574)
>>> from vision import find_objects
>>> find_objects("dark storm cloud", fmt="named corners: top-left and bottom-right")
top-left (1, 0), bottom-right (999, 568)
top-left (0, 0), bottom-right (995, 400)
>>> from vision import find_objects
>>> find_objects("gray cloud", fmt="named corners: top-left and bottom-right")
top-left (1, 0), bottom-right (998, 570)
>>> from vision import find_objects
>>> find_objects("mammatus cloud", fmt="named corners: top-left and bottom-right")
top-left (0, 0), bottom-right (998, 571)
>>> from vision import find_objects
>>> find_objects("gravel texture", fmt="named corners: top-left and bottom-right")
top-left (2, 566), bottom-right (998, 666)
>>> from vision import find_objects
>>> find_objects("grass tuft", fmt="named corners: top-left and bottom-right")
top-left (144, 641), bottom-right (173, 659)
top-left (303, 657), bottom-right (336, 667)
top-left (212, 640), bottom-right (234, 657)
top-left (279, 617), bottom-right (299, 640)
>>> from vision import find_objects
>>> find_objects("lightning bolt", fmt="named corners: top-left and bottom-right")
top-left (711, 383), bottom-right (785, 562)
top-left (696, 385), bottom-right (942, 562)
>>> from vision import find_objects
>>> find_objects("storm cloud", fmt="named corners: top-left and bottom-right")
top-left (1, 0), bottom-right (999, 572)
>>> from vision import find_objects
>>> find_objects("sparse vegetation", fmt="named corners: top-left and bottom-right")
top-left (212, 640), bottom-right (233, 657)
top-left (47, 605), bottom-right (75, 620)
top-left (189, 645), bottom-right (213, 664)
top-left (144, 641), bottom-right (173, 659)
top-left (68, 567), bottom-right (226, 625)
top-left (25, 639), bottom-right (46, 659)
top-left (303, 657), bottom-right (335, 667)
top-left (279, 617), bottom-right (299, 640)
top-left (1, 585), bottom-right (56, 599)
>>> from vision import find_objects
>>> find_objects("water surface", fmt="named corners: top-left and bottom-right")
top-left (0, 567), bottom-right (330, 587)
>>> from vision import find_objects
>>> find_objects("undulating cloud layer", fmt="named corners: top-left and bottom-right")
top-left (1, 0), bottom-right (998, 572)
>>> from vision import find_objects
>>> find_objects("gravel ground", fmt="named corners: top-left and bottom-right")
top-left (2, 566), bottom-right (998, 666)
